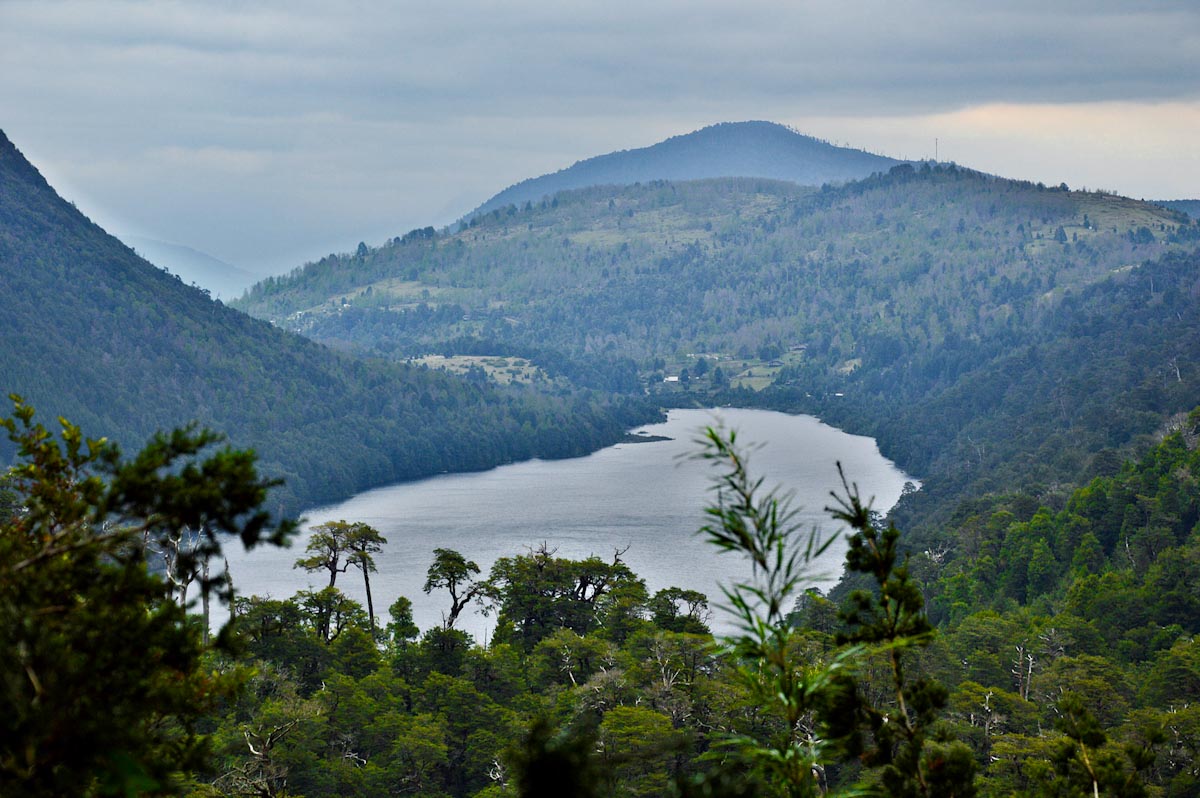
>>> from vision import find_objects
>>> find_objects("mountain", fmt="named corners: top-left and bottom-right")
top-left (236, 163), bottom-right (1200, 527)
top-left (119, 234), bottom-right (260, 300)
top-left (241, 166), bottom-right (1194, 369)
top-left (0, 130), bottom-right (656, 513)
top-left (468, 120), bottom-right (903, 218)
top-left (1154, 199), bottom-right (1200, 219)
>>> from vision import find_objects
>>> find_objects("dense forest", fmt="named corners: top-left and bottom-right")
top-left (0, 131), bottom-right (658, 513)
top-left (195, 412), bottom-right (1200, 798)
top-left (736, 245), bottom-right (1200, 545)
top-left (6, 399), bottom-right (1199, 796)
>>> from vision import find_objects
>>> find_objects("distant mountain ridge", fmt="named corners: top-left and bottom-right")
top-left (1154, 199), bottom-right (1200, 220)
top-left (119, 235), bottom-right (260, 301)
top-left (467, 120), bottom-right (904, 218)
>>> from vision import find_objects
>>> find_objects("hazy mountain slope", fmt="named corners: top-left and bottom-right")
top-left (240, 166), bottom-right (1194, 371)
top-left (469, 121), bottom-right (903, 218)
top-left (120, 234), bottom-right (260, 300)
top-left (1155, 199), bottom-right (1200, 219)
top-left (0, 130), bottom-right (655, 512)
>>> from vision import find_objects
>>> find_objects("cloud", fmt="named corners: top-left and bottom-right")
top-left (147, 145), bottom-right (272, 175)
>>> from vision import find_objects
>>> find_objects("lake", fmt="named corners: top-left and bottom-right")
top-left (219, 408), bottom-right (913, 638)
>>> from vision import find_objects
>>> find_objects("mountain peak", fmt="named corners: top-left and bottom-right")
top-left (468, 121), bottom-right (903, 218)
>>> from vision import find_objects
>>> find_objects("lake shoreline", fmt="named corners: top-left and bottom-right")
top-left (220, 407), bottom-right (913, 637)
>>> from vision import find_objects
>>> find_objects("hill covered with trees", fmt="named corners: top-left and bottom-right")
top-left (241, 165), bottom-right (1193, 372)
top-left (0, 130), bottom-right (657, 513)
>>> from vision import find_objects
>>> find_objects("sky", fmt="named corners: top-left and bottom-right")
top-left (1, 0), bottom-right (1197, 275)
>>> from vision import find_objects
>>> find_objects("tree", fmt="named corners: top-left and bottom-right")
top-left (294, 520), bottom-right (356, 588)
top-left (693, 426), bottom-right (854, 796)
top-left (424, 547), bottom-right (486, 629)
top-left (344, 522), bottom-right (387, 633)
top-left (297, 587), bottom-right (369, 644)
top-left (387, 596), bottom-right (420, 647)
top-left (649, 587), bottom-right (711, 635)
top-left (694, 428), bottom-right (975, 797)
top-left (484, 545), bottom-right (642, 651)
top-left (294, 520), bottom-right (386, 633)
top-left (597, 706), bottom-right (685, 797)
top-left (0, 396), bottom-right (293, 796)
top-left (1027, 693), bottom-right (1161, 798)
top-left (832, 466), bottom-right (977, 797)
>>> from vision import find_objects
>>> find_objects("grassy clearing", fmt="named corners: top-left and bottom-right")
top-left (413, 354), bottom-right (544, 385)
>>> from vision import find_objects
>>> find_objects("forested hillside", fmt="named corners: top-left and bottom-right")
top-left (468, 120), bottom-right (902, 218)
top-left (0, 131), bottom-right (657, 512)
top-left (240, 165), bottom-right (1193, 373)
top-left (758, 245), bottom-right (1200, 543)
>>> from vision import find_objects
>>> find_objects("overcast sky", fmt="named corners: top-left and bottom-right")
top-left (2, 0), bottom-right (1197, 274)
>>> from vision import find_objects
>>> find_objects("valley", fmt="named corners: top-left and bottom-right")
top-left (4, 114), bottom-right (1200, 797)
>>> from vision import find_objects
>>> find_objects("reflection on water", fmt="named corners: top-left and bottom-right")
top-left (220, 408), bottom-right (913, 638)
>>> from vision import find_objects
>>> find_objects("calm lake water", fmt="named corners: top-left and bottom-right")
top-left (220, 408), bottom-right (913, 637)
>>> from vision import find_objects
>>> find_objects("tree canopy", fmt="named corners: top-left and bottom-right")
top-left (0, 396), bottom-right (292, 796)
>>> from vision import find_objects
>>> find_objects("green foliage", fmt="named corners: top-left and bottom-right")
top-left (692, 428), bottom-right (975, 797)
top-left (1027, 693), bottom-right (1161, 798)
top-left (0, 398), bottom-right (291, 796)
top-left (649, 588), bottom-right (711, 635)
top-left (693, 427), bottom-right (854, 796)
top-left (186, 418), bottom-right (1200, 797)
top-left (830, 470), bottom-right (977, 798)
top-left (425, 547), bottom-right (486, 629)
top-left (295, 520), bottom-right (387, 632)
top-left (484, 545), bottom-right (644, 652)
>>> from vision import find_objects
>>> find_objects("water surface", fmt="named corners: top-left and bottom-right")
top-left (221, 408), bottom-right (912, 637)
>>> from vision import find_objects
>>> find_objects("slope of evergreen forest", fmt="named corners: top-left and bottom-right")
top-left (0, 130), bottom-right (658, 513)
top-left (759, 245), bottom-right (1200, 544)
top-left (468, 120), bottom-right (903, 218)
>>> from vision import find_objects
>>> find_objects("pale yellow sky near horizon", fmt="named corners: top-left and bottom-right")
top-left (801, 101), bottom-right (1199, 198)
